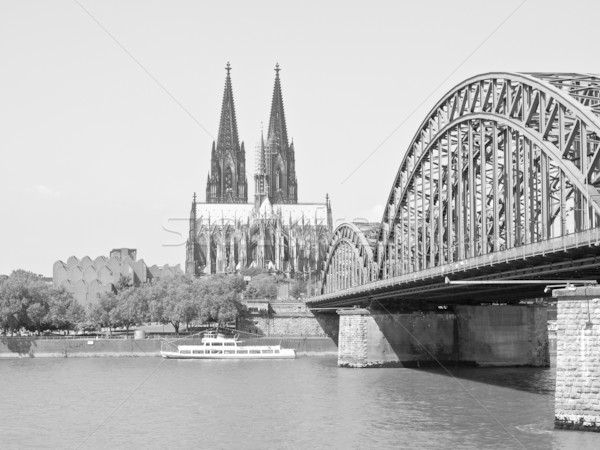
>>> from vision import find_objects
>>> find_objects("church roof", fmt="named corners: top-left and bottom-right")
top-left (195, 203), bottom-right (255, 223)
top-left (216, 62), bottom-right (240, 154)
top-left (194, 201), bottom-right (328, 226)
top-left (273, 203), bottom-right (328, 224)
top-left (267, 63), bottom-right (288, 148)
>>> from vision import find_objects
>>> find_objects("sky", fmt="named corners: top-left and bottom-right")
top-left (1, 0), bottom-right (599, 276)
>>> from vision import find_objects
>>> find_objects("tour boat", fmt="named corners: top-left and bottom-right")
top-left (160, 331), bottom-right (296, 359)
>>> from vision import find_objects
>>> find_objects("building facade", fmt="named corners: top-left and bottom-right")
top-left (186, 64), bottom-right (332, 280)
top-left (53, 248), bottom-right (182, 307)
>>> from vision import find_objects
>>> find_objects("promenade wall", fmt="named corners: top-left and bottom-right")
top-left (243, 301), bottom-right (340, 341)
top-left (250, 314), bottom-right (339, 339)
top-left (0, 336), bottom-right (337, 358)
top-left (0, 337), bottom-right (160, 358)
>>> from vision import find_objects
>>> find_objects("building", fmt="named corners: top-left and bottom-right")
top-left (53, 248), bottom-right (182, 307)
top-left (186, 63), bottom-right (333, 281)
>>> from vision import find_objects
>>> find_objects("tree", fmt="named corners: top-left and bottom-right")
top-left (116, 286), bottom-right (149, 333)
top-left (240, 266), bottom-right (266, 277)
top-left (139, 273), bottom-right (248, 334)
top-left (228, 275), bottom-right (246, 295)
top-left (246, 273), bottom-right (278, 299)
top-left (115, 274), bottom-right (133, 292)
top-left (290, 279), bottom-right (307, 300)
top-left (194, 275), bottom-right (246, 326)
top-left (0, 270), bottom-right (48, 335)
top-left (26, 302), bottom-right (48, 333)
top-left (46, 286), bottom-right (85, 331)
top-left (147, 275), bottom-right (195, 334)
top-left (88, 291), bottom-right (120, 334)
top-left (0, 272), bottom-right (87, 335)
top-left (177, 281), bottom-right (200, 332)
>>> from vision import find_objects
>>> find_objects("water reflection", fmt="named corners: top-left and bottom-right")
top-left (0, 357), bottom-right (598, 449)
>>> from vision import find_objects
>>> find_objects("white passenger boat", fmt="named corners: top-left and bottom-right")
top-left (160, 331), bottom-right (295, 359)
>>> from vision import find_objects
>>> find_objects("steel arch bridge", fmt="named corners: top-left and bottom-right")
top-left (321, 222), bottom-right (379, 291)
top-left (312, 73), bottom-right (600, 308)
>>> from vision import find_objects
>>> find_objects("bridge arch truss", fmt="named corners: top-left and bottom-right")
top-left (321, 223), bottom-right (377, 294)
top-left (379, 73), bottom-right (600, 279)
top-left (321, 73), bottom-right (600, 296)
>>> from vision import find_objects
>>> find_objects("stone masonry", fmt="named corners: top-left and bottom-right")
top-left (251, 316), bottom-right (334, 337)
top-left (338, 309), bottom-right (369, 367)
top-left (554, 287), bottom-right (600, 432)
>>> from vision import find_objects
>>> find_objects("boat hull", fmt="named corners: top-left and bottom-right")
top-left (161, 350), bottom-right (296, 360)
top-left (161, 332), bottom-right (296, 360)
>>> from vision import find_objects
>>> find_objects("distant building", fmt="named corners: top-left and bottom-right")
top-left (53, 248), bottom-right (182, 307)
top-left (186, 63), bottom-right (333, 280)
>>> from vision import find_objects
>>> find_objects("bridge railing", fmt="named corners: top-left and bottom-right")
top-left (313, 228), bottom-right (600, 303)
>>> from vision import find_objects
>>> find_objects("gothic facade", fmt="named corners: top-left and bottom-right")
top-left (186, 64), bottom-right (332, 280)
top-left (206, 63), bottom-right (248, 203)
top-left (255, 64), bottom-right (298, 205)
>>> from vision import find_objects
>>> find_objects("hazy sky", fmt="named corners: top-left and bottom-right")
top-left (1, 0), bottom-right (598, 276)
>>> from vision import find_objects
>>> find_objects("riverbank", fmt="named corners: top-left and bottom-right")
top-left (1, 326), bottom-right (557, 361)
top-left (0, 336), bottom-right (338, 358)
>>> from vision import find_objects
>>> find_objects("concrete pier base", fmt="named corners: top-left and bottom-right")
top-left (337, 305), bottom-right (548, 368)
top-left (553, 287), bottom-right (600, 432)
top-left (456, 305), bottom-right (549, 366)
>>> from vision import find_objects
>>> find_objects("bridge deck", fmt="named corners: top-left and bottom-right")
top-left (309, 229), bottom-right (600, 309)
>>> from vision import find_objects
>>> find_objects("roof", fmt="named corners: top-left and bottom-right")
top-left (195, 200), bottom-right (329, 226)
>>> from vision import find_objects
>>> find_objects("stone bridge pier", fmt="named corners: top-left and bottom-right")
top-left (337, 305), bottom-right (549, 368)
top-left (553, 287), bottom-right (600, 432)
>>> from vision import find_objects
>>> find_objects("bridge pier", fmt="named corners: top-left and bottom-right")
top-left (337, 308), bottom-right (456, 367)
top-left (337, 305), bottom-right (548, 368)
top-left (553, 287), bottom-right (600, 432)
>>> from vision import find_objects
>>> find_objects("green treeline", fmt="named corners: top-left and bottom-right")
top-left (0, 269), bottom-right (296, 336)
top-left (0, 270), bottom-right (84, 335)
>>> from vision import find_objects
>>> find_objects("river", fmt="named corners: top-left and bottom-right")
top-left (0, 357), bottom-right (598, 449)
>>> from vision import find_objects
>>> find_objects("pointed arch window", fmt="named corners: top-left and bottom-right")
top-left (225, 166), bottom-right (233, 189)
top-left (275, 168), bottom-right (282, 190)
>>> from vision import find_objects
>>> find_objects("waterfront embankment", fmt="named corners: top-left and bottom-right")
top-left (0, 336), bottom-right (338, 358)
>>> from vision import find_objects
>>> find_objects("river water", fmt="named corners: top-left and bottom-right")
top-left (0, 357), bottom-right (598, 449)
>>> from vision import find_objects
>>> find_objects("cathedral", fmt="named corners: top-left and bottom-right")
top-left (185, 63), bottom-right (333, 282)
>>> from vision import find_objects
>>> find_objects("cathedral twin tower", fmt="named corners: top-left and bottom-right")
top-left (186, 63), bottom-right (332, 277)
top-left (205, 62), bottom-right (298, 206)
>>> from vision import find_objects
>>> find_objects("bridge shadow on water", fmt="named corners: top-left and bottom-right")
top-left (414, 362), bottom-right (556, 395)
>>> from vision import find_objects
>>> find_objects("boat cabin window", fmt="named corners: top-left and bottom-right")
top-left (262, 350), bottom-right (273, 354)
top-left (192, 350), bottom-right (204, 354)
top-left (237, 350), bottom-right (248, 354)
top-left (224, 350), bottom-right (235, 354)
top-left (180, 350), bottom-right (191, 354)
top-left (224, 342), bottom-right (235, 346)
top-left (249, 349), bottom-right (261, 354)
top-left (210, 350), bottom-right (222, 354)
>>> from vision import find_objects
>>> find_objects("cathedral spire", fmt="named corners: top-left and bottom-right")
top-left (217, 61), bottom-right (240, 153)
top-left (206, 62), bottom-right (248, 203)
top-left (263, 63), bottom-right (297, 204)
top-left (267, 63), bottom-right (288, 148)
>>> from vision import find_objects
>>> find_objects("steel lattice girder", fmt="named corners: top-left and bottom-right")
top-left (321, 223), bottom-right (377, 294)
top-left (319, 72), bottom-right (600, 298)
top-left (379, 72), bottom-right (600, 280)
